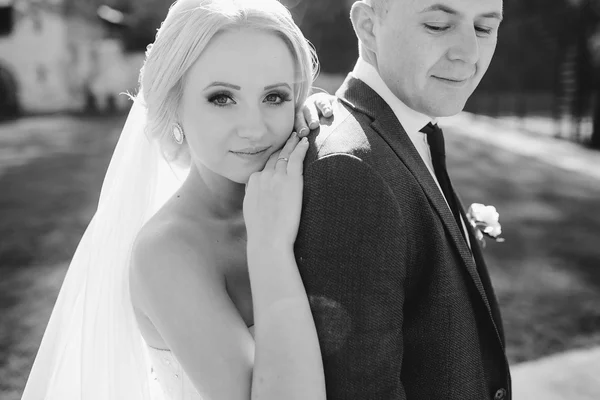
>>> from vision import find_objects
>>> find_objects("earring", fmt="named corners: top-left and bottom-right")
top-left (172, 123), bottom-right (185, 145)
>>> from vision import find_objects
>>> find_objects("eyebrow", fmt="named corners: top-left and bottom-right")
top-left (204, 82), bottom-right (292, 91)
top-left (264, 83), bottom-right (292, 91)
top-left (419, 4), bottom-right (503, 21)
top-left (204, 82), bottom-right (241, 90)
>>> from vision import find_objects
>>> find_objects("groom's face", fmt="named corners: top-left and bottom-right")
top-left (374, 0), bottom-right (503, 117)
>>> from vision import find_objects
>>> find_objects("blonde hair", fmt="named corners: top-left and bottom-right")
top-left (138, 0), bottom-right (318, 166)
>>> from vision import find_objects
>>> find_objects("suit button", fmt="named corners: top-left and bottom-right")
top-left (494, 388), bottom-right (507, 400)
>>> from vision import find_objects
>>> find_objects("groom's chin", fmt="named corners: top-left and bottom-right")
top-left (422, 100), bottom-right (468, 119)
top-left (437, 104), bottom-right (467, 118)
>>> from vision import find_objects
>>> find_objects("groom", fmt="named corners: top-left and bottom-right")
top-left (294, 0), bottom-right (510, 399)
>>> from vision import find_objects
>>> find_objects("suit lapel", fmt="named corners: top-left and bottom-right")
top-left (337, 76), bottom-right (495, 319)
top-left (455, 194), bottom-right (507, 347)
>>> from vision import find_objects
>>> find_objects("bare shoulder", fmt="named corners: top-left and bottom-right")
top-left (130, 210), bottom-right (220, 313)
top-left (133, 211), bottom-right (198, 263)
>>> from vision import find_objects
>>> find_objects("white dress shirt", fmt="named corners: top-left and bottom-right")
top-left (351, 58), bottom-right (471, 246)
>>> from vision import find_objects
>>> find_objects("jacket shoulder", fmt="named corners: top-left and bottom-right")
top-left (305, 98), bottom-right (377, 163)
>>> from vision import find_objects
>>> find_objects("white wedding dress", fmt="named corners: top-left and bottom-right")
top-left (147, 346), bottom-right (201, 400)
top-left (146, 326), bottom-right (255, 400)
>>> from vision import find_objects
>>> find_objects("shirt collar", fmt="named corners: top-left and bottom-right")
top-left (351, 57), bottom-right (436, 134)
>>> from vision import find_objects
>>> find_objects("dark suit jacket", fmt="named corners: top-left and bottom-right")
top-left (294, 76), bottom-right (511, 400)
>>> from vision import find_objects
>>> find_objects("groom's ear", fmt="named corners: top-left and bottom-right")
top-left (350, 2), bottom-right (378, 55)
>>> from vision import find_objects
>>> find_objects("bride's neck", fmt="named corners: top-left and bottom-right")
top-left (179, 164), bottom-right (245, 220)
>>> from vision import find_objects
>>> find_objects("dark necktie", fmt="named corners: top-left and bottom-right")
top-left (420, 123), bottom-right (465, 240)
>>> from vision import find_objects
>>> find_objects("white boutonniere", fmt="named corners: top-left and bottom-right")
top-left (467, 203), bottom-right (505, 248)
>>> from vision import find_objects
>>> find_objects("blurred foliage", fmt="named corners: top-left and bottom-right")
top-left (478, 0), bottom-right (577, 92)
top-left (284, 0), bottom-right (357, 74)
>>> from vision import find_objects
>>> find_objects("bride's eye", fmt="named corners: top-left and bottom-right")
top-left (264, 91), bottom-right (292, 105)
top-left (208, 92), bottom-right (236, 107)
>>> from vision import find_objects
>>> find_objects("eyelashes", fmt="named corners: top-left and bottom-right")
top-left (265, 91), bottom-right (292, 104)
top-left (207, 90), bottom-right (293, 108)
top-left (208, 91), bottom-right (235, 107)
top-left (424, 24), bottom-right (494, 36)
top-left (474, 26), bottom-right (493, 35)
top-left (424, 24), bottom-right (450, 33)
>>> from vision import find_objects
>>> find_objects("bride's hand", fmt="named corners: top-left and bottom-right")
top-left (295, 92), bottom-right (336, 138)
top-left (243, 132), bottom-right (309, 252)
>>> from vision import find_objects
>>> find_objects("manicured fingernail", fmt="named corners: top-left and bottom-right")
top-left (309, 121), bottom-right (319, 129)
top-left (291, 131), bottom-right (298, 139)
top-left (301, 137), bottom-right (308, 144)
top-left (299, 127), bottom-right (308, 136)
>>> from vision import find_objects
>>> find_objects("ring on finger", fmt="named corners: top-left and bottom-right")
top-left (277, 157), bottom-right (289, 163)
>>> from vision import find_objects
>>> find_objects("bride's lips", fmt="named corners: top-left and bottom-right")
top-left (230, 146), bottom-right (271, 160)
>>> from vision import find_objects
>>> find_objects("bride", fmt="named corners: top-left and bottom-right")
top-left (21, 0), bottom-right (334, 398)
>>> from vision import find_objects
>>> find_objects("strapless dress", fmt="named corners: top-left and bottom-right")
top-left (146, 325), bottom-right (255, 400)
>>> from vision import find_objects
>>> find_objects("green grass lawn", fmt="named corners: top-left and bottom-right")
top-left (1, 114), bottom-right (599, 398)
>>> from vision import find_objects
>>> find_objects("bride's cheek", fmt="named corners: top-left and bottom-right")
top-left (271, 105), bottom-right (296, 139)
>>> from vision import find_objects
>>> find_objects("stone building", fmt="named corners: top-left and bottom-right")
top-left (0, 0), bottom-right (142, 117)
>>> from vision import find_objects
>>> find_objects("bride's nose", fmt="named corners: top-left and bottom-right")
top-left (236, 105), bottom-right (268, 140)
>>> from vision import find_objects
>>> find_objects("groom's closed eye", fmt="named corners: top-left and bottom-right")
top-left (424, 24), bottom-right (450, 33)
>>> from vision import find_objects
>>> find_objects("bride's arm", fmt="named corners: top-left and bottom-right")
top-left (244, 132), bottom-right (326, 399)
top-left (246, 244), bottom-right (325, 399)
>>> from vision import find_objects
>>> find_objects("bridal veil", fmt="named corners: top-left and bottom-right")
top-left (21, 95), bottom-right (185, 399)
